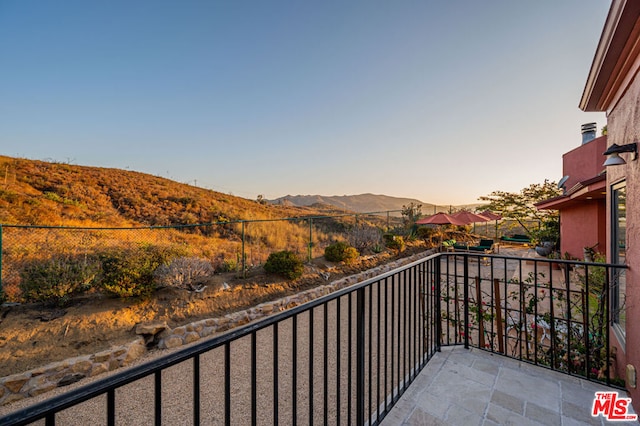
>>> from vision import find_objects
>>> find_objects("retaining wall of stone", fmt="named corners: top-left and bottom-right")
top-left (0, 250), bottom-right (434, 405)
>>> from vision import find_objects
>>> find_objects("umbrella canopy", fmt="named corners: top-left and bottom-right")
top-left (416, 212), bottom-right (466, 226)
top-left (451, 210), bottom-right (491, 225)
top-left (479, 210), bottom-right (502, 221)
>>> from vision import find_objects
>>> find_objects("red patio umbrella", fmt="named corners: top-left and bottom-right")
top-left (416, 212), bottom-right (466, 249)
top-left (478, 210), bottom-right (502, 239)
top-left (479, 210), bottom-right (502, 221)
top-left (451, 210), bottom-right (491, 225)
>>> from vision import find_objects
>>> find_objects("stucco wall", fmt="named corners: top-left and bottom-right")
top-left (562, 136), bottom-right (607, 190)
top-left (605, 70), bottom-right (640, 401)
top-left (559, 201), bottom-right (606, 259)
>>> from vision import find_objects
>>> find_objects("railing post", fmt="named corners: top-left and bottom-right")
top-left (463, 254), bottom-right (470, 349)
top-left (356, 287), bottom-right (365, 426)
top-left (436, 256), bottom-right (442, 351)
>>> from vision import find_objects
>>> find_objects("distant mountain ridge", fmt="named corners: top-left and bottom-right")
top-left (270, 193), bottom-right (454, 215)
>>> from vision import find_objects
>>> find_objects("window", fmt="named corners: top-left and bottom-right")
top-left (611, 182), bottom-right (626, 341)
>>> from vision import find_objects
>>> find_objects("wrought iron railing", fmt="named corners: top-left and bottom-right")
top-left (438, 252), bottom-right (626, 387)
top-left (0, 252), bottom-right (625, 425)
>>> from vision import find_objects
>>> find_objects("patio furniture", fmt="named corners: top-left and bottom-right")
top-left (467, 239), bottom-right (495, 253)
top-left (500, 234), bottom-right (531, 244)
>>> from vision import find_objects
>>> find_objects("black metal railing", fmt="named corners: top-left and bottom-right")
top-left (0, 252), bottom-right (625, 425)
top-left (0, 255), bottom-right (442, 426)
top-left (438, 252), bottom-right (626, 387)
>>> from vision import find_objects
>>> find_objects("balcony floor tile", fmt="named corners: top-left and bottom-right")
top-left (382, 346), bottom-right (639, 426)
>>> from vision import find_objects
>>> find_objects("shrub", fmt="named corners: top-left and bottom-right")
top-left (324, 241), bottom-right (359, 264)
top-left (347, 225), bottom-right (382, 253)
top-left (383, 234), bottom-right (405, 253)
top-left (416, 227), bottom-right (437, 246)
top-left (264, 250), bottom-right (304, 280)
top-left (20, 255), bottom-right (100, 306)
top-left (97, 245), bottom-right (185, 298)
top-left (153, 257), bottom-right (215, 290)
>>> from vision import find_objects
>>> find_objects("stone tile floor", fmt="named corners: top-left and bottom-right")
top-left (382, 346), bottom-right (639, 426)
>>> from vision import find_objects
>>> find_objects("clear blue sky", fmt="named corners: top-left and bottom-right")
top-left (0, 1), bottom-right (609, 205)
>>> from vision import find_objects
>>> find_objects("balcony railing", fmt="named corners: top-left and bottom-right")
top-left (0, 253), bottom-right (626, 425)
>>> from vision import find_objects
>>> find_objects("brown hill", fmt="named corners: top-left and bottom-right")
top-left (0, 155), bottom-right (327, 227)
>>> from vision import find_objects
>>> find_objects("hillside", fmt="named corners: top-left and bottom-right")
top-left (0, 156), bottom-right (328, 227)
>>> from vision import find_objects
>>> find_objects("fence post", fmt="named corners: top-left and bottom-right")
top-left (241, 221), bottom-right (246, 278)
top-left (308, 218), bottom-right (312, 263)
top-left (463, 254), bottom-right (469, 349)
top-left (356, 287), bottom-right (365, 426)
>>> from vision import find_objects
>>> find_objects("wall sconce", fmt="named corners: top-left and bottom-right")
top-left (603, 142), bottom-right (638, 166)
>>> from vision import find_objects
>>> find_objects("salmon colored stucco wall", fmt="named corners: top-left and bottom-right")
top-left (559, 201), bottom-right (606, 260)
top-left (604, 69), bottom-right (640, 405)
top-left (562, 136), bottom-right (607, 190)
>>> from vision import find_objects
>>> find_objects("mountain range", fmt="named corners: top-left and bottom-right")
top-left (270, 194), bottom-right (476, 216)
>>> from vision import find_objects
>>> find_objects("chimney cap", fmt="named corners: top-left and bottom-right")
top-left (581, 122), bottom-right (597, 133)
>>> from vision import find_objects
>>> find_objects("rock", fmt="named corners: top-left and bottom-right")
top-left (2, 373), bottom-right (31, 393)
top-left (91, 350), bottom-right (113, 363)
top-left (135, 321), bottom-right (169, 336)
top-left (121, 342), bottom-right (146, 366)
top-left (58, 373), bottom-right (85, 387)
top-left (200, 327), bottom-right (215, 338)
top-left (160, 335), bottom-right (183, 349)
top-left (29, 382), bottom-right (57, 397)
top-left (90, 363), bottom-right (109, 377)
top-left (71, 360), bottom-right (93, 374)
top-left (1, 392), bottom-right (25, 405)
top-left (183, 332), bottom-right (200, 344)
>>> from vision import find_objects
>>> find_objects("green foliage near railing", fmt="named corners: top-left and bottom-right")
top-left (324, 241), bottom-right (359, 264)
top-left (264, 250), bottom-right (304, 280)
top-left (440, 261), bottom-right (622, 386)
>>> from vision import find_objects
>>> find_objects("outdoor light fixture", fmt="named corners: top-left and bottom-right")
top-left (603, 142), bottom-right (638, 166)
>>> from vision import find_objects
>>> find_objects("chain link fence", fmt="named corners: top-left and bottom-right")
top-left (0, 211), bottom-right (404, 303)
top-left (0, 210), bottom-right (540, 303)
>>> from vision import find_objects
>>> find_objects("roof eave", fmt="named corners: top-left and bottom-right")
top-left (580, 0), bottom-right (640, 112)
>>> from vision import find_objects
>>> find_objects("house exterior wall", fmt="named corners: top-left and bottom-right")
top-left (559, 201), bottom-right (605, 259)
top-left (562, 136), bottom-right (607, 190)
top-left (604, 72), bottom-right (640, 405)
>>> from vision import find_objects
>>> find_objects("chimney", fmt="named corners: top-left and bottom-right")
top-left (581, 122), bottom-right (597, 145)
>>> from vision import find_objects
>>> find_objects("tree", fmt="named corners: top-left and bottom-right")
top-left (478, 180), bottom-right (561, 236)
top-left (401, 202), bottom-right (422, 228)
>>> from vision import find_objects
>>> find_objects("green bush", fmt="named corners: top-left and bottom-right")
top-left (383, 234), bottom-right (406, 253)
top-left (264, 250), bottom-right (304, 280)
top-left (20, 255), bottom-right (100, 306)
top-left (324, 241), bottom-right (359, 264)
top-left (97, 244), bottom-right (185, 298)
